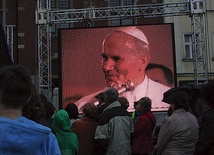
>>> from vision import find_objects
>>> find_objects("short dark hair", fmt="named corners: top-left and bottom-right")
top-left (118, 97), bottom-right (129, 110)
top-left (0, 65), bottom-right (32, 109)
top-left (64, 103), bottom-right (79, 119)
top-left (136, 97), bottom-right (152, 111)
top-left (95, 92), bottom-right (105, 103)
top-left (171, 91), bottom-right (190, 111)
top-left (82, 102), bottom-right (98, 119)
top-left (104, 87), bottom-right (119, 103)
top-left (22, 84), bottom-right (46, 120)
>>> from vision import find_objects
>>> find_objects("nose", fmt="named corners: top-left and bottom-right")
top-left (102, 58), bottom-right (115, 71)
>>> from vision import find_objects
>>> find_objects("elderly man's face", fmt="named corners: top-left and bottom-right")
top-left (101, 32), bottom-right (149, 88)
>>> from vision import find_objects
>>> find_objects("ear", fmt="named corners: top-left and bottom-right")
top-left (140, 55), bottom-right (150, 70)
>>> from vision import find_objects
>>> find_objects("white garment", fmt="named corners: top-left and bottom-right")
top-left (121, 75), bottom-right (170, 111)
top-left (75, 75), bottom-right (170, 112)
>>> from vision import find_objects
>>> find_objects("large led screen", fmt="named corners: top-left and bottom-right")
top-left (59, 24), bottom-right (176, 113)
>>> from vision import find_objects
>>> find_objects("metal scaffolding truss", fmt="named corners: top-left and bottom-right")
top-left (36, 0), bottom-right (208, 99)
top-left (37, 2), bottom-right (191, 24)
top-left (5, 25), bottom-right (15, 64)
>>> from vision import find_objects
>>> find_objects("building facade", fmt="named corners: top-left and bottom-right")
top-left (0, 0), bottom-right (213, 90)
top-left (164, 0), bottom-right (214, 86)
top-left (0, 0), bottom-right (163, 87)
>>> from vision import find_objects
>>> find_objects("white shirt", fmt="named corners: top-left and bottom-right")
top-left (121, 75), bottom-right (170, 111)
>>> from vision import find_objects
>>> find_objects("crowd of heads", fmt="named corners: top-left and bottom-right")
top-left (0, 25), bottom-right (214, 154)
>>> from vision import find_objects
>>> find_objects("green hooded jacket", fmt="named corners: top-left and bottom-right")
top-left (52, 110), bottom-right (78, 155)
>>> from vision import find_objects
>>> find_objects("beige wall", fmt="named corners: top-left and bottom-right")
top-left (164, 0), bottom-right (214, 83)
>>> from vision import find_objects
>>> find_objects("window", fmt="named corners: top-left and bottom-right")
top-left (109, 0), bottom-right (134, 26)
top-left (184, 33), bottom-right (199, 60)
top-left (184, 34), bottom-right (193, 59)
top-left (50, 0), bottom-right (70, 34)
top-left (50, 0), bottom-right (69, 9)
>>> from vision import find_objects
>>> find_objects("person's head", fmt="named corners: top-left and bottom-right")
top-left (64, 103), bottom-right (79, 119)
top-left (95, 92), bottom-right (105, 106)
top-left (118, 96), bottom-right (129, 110)
top-left (0, 65), bottom-right (32, 111)
top-left (201, 80), bottom-right (214, 108)
top-left (82, 102), bottom-right (98, 119)
top-left (52, 110), bottom-right (71, 134)
top-left (101, 26), bottom-right (150, 89)
top-left (170, 91), bottom-right (190, 111)
top-left (22, 84), bottom-right (46, 120)
top-left (103, 87), bottom-right (119, 105)
top-left (134, 97), bottom-right (152, 112)
top-left (41, 96), bottom-right (56, 118)
top-left (146, 63), bottom-right (173, 87)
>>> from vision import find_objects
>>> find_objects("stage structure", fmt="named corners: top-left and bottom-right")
top-left (35, 0), bottom-right (208, 99)
top-left (5, 25), bottom-right (15, 64)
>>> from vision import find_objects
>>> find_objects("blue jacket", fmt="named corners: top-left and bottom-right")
top-left (0, 116), bottom-right (61, 155)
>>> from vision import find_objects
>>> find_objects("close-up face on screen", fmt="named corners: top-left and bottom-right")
top-left (59, 24), bottom-right (176, 113)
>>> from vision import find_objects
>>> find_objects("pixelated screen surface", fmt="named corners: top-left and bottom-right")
top-left (59, 24), bottom-right (175, 112)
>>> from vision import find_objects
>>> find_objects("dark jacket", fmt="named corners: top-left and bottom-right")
top-left (194, 109), bottom-right (214, 155)
top-left (71, 116), bottom-right (98, 155)
top-left (131, 110), bottom-right (156, 154)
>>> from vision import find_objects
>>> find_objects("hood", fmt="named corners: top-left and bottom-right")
top-left (52, 110), bottom-right (72, 135)
top-left (0, 116), bottom-right (51, 155)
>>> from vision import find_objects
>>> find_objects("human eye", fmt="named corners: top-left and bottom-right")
top-left (101, 53), bottom-right (108, 61)
top-left (112, 56), bottom-right (121, 62)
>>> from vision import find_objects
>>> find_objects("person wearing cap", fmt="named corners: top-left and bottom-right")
top-left (154, 91), bottom-right (199, 155)
top-left (131, 97), bottom-right (156, 155)
top-left (75, 26), bottom-right (170, 112)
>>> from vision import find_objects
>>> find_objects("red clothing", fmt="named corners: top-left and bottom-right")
top-left (131, 111), bottom-right (156, 154)
top-left (71, 116), bottom-right (98, 155)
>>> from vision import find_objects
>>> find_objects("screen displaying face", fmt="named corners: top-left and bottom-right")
top-left (59, 24), bottom-right (176, 112)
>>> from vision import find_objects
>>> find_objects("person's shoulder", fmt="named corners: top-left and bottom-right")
top-left (15, 116), bottom-right (53, 134)
top-left (147, 111), bottom-right (156, 118)
top-left (148, 78), bottom-right (171, 91)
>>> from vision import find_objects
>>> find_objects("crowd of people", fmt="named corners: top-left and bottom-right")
top-left (0, 25), bottom-right (214, 154)
top-left (0, 65), bottom-right (214, 155)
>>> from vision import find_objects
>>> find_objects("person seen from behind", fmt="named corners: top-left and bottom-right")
top-left (52, 109), bottom-right (78, 155)
top-left (94, 87), bottom-right (134, 155)
top-left (40, 94), bottom-right (56, 126)
top-left (95, 92), bottom-right (107, 117)
top-left (131, 97), bottom-right (156, 155)
top-left (155, 91), bottom-right (199, 155)
top-left (71, 102), bottom-right (98, 155)
top-left (64, 103), bottom-right (79, 125)
top-left (22, 84), bottom-right (55, 134)
top-left (118, 96), bottom-right (130, 110)
top-left (0, 65), bottom-right (60, 155)
top-left (193, 80), bottom-right (214, 155)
